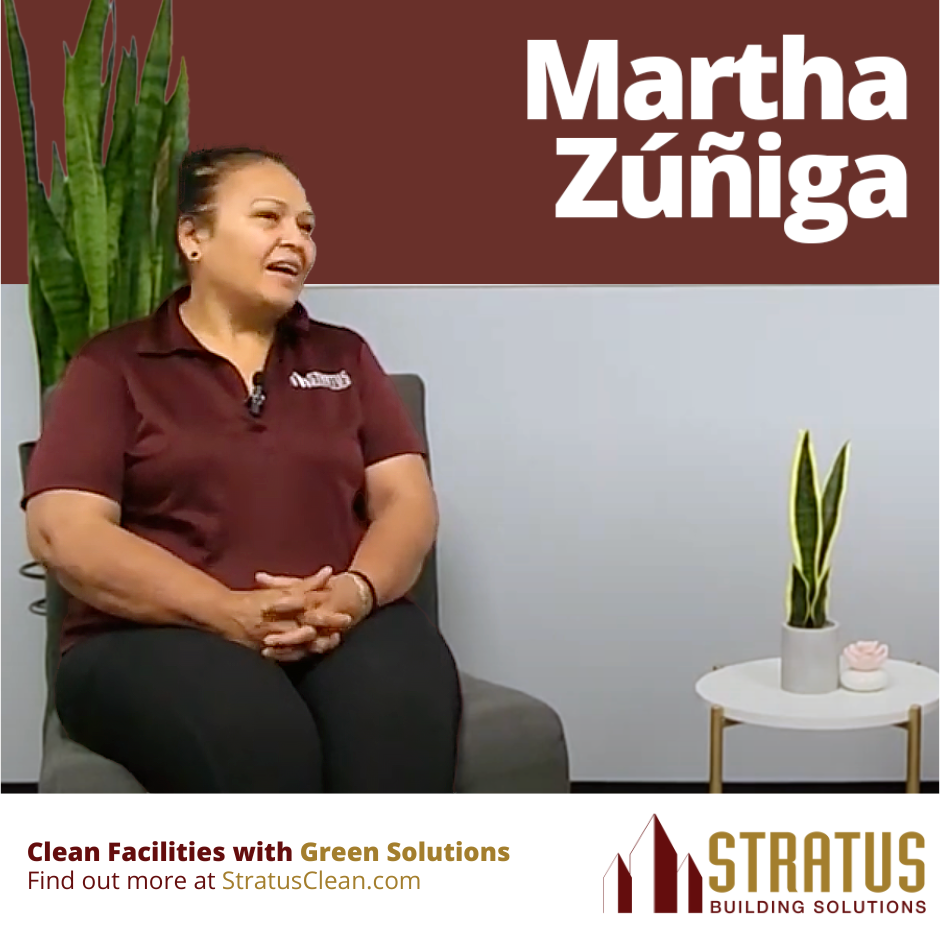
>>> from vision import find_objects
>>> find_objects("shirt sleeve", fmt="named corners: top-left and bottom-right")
top-left (355, 338), bottom-right (427, 467)
top-left (21, 350), bottom-right (132, 510)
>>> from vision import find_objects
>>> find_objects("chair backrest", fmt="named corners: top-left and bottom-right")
top-left (389, 374), bottom-right (440, 627)
top-left (18, 373), bottom-right (440, 711)
top-left (18, 441), bottom-right (62, 722)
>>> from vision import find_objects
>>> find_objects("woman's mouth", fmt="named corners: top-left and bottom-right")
top-left (266, 268), bottom-right (299, 282)
top-left (265, 264), bottom-right (303, 286)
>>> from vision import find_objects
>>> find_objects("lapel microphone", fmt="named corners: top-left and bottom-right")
top-left (247, 371), bottom-right (266, 417)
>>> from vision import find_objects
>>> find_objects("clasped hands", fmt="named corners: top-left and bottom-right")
top-left (228, 566), bottom-right (370, 662)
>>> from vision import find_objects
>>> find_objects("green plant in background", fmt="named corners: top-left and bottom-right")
top-left (4, 0), bottom-right (189, 392)
top-left (786, 430), bottom-right (851, 628)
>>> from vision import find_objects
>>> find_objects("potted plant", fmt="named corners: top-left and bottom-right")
top-left (781, 430), bottom-right (851, 693)
top-left (4, 0), bottom-right (189, 398)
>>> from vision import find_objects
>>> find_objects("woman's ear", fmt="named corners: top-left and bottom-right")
top-left (177, 216), bottom-right (202, 260)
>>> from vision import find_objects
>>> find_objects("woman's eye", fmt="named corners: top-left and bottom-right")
top-left (256, 211), bottom-right (312, 233)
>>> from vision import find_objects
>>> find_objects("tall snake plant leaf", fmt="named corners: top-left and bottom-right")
top-left (105, 129), bottom-right (135, 322)
top-left (162, 57), bottom-right (189, 299)
top-left (6, 0), bottom-right (90, 382)
top-left (3, 0), bottom-right (36, 176)
top-left (152, 57), bottom-right (189, 306)
top-left (789, 430), bottom-right (821, 603)
top-left (8, 0), bottom-right (92, 367)
top-left (3, 0), bottom-right (44, 261)
top-left (97, 1), bottom-right (116, 163)
top-left (787, 564), bottom-right (810, 627)
top-left (31, 193), bottom-right (89, 360)
top-left (28, 256), bottom-right (65, 393)
top-left (105, 40), bottom-right (138, 323)
top-left (109, 36), bottom-right (137, 167)
top-left (149, 132), bottom-right (171, 308)
top-left (48, 142), bottom-right (77, 257)
top-left (811, 568), bottom-right (831, 628)
top-left (125, 0), bottom-right (174, 322)
top-left (63, 0), bottom-right (110, 335)
top-left (817, 442), bottom-right (850, 576)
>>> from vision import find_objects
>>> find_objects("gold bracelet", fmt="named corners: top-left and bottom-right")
top-left (344, 571), bottom-right (374, 618)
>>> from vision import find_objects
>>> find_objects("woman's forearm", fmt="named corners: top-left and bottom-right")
top-left (349, 494), bottom-right (438, 606)
top-left (36, 518), bottom-right (234, 634)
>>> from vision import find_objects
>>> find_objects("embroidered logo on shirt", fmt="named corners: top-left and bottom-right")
top-left (289, 369), bottom-right (352, 390)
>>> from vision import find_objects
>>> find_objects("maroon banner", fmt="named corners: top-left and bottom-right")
top-left (2, 0), bottom-right (936, 284)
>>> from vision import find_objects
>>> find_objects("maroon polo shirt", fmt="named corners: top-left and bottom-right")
top-left (22, 284), bottom-right (426, 654)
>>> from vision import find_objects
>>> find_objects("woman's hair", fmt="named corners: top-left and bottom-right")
top-left (175, 146), bottom-right (296, 272)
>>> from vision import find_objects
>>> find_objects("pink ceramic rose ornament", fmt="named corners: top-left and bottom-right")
top-left (840, 641), bottom-right (889, 692)
top-left (842, 641), bottom-right (889, 671)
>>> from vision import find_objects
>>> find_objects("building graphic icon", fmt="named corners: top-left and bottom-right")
top-left (603, 814), bottom-right (703, 913)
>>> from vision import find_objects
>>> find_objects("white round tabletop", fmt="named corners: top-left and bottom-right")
top-left (695, 659), bottom-right (940, 731)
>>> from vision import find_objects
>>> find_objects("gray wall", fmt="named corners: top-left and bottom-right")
top-left (2, 283), bottom-right (937, 783)
top-left (2, 283), bottom-right (44, 781)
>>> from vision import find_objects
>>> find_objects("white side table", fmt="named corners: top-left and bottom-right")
top-left (695, 659), bottom-right (940, 794)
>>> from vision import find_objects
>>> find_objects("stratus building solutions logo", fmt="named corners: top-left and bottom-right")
top-left (604, 816), bottom-right (927, 916)
top-left (603, 814), bottom-right (702, 913)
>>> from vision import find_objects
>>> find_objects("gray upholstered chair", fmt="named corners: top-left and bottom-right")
top-left (19, 373), bottom-right (570, 793)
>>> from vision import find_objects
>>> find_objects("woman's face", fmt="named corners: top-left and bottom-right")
top-left (189, 159), bottom-right (317, 312)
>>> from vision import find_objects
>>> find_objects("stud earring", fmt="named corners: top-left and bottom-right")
top-left (190, 251), bottom-right (199, 260)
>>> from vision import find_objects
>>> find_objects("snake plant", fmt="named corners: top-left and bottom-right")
top-left (786, 430), bottom-right (851, 628)
top-left (4, 0), bottom-right (189, 392)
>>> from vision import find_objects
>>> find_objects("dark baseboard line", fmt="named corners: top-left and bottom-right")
top-left (3, 780), bottom-right (937, 795)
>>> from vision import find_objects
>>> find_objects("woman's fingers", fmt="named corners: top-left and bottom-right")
top-left (304, 567), bottom-right (334, 591)
top-left (255, 572), bottom-right (296, 588)
top-left (261, 630), bottom-right (342, 659)
top-left (303, 609), bottom-right (352, 630)
top-left (261, 578), bottom-right (328, 617)
top-left (262, 645), bottom-right (308, 662)
top-left (256, 566), bottom-right (332, 591)
top-left (310, 633), bottom-right (341, 655)
top-left (262, 592), bottom-right (308, 617)
top-left (261, 629), bottom-right (342, 659)
top-left (264, 625), bottom-right (318, 647)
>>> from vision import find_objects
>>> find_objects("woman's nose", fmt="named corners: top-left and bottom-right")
top-left (276, 232), bottom-right (309, 259)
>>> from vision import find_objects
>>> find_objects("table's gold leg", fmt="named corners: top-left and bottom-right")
top-left (709, 705), bottom-right (725, 794)
top-left (906, 705), bottom-right (922, 794)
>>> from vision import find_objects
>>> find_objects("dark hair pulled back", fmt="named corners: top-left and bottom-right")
top-left (176, 146), bottom-right (295, 272)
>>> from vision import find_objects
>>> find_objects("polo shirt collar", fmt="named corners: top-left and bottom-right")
top-left (136, 284), bottom-right (311, 356)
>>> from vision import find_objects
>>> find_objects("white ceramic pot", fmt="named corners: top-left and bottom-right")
top-left (780, 621), bottom-right (841, 693)
top-left (840, 668), bottom-right (888, 692)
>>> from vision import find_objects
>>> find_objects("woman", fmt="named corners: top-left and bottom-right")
top-left (22, 146), bottom-right (463, 793)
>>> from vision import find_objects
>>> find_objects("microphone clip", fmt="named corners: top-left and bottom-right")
top-left (247, 372), bottom-right (266, 417)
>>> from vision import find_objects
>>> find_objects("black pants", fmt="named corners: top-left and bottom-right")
top-left (56, 599), bottom-right (463, 793)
